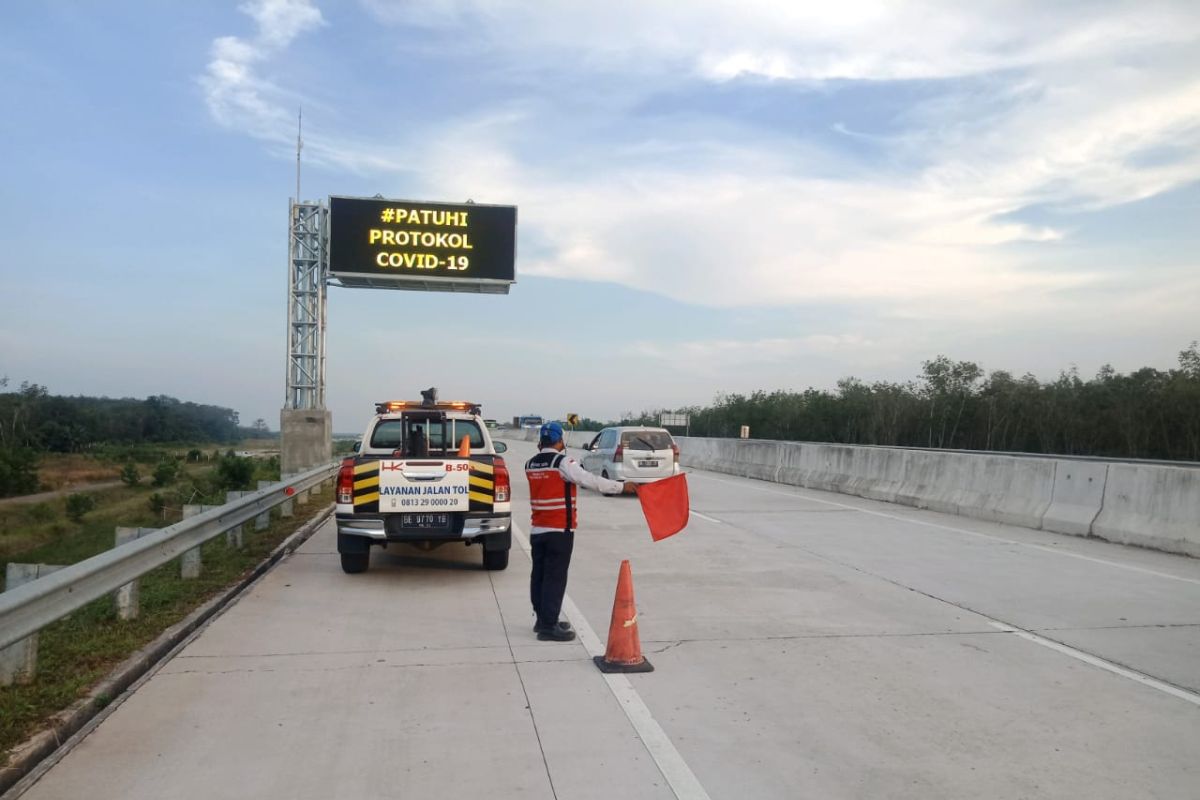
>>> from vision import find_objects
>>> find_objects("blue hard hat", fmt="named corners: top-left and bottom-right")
top-left (539, 421), bottom-right (564, 443)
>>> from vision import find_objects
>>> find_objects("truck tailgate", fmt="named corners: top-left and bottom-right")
top-left (377, 459), bottom-right (471, 512)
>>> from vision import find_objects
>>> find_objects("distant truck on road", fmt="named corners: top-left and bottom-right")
top-left (336, 396), bottom-right (512, 574)
top-left (513, 414), bottom-right (544, 429)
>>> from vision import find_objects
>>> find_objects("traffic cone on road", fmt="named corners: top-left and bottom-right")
top-left (593, 560), bottom-right (654, 673)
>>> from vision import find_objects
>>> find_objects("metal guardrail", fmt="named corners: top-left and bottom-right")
top-left (0, 461), bottom-right (339, 652)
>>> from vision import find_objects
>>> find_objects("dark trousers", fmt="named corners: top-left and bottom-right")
top-left (530, 530), bottom-right (575, 629)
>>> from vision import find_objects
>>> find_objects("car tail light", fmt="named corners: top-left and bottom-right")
top-left (493, 457), bottom-right (510, 503)
top-left (613, 444), bottom-right (624, 463)
top-left (337, 458), bottom-right (355, 504)
top-left (671, 443), bottom-right (680, 464)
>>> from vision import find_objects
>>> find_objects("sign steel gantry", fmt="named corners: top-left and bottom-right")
top-left (285, 200), bottom-right (327, 411)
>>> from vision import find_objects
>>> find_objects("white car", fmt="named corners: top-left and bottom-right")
top-left (577, 426), bottom-right (680, 484)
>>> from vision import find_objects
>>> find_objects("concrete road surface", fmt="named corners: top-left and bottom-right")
top-left (15, 440), bottom-right (1200, 799)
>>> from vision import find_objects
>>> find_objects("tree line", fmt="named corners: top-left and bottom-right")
top-left (0, 379), bottom-right (258, 496)
top-left (621, 343), bottom-right (1200, 462)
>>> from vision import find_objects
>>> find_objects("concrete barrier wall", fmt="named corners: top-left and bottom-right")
top-left (1042, 461), bottom-right (1108, 536)
top-left (1093, 464), bottom-right (1200, 557)
top-left (677, 437), bottom-right (1200, 557)
top-left (497, 429), bottom-right (597, 449)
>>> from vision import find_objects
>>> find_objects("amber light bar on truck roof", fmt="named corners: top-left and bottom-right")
top-left (375, 400), bottom-right (481, 414)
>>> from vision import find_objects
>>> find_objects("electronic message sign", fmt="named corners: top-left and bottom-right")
top-left (328, 196), bottom-right (516, 293)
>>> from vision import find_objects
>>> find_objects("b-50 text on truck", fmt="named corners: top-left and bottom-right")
top-left (335, 397), bottom-right (512, 574)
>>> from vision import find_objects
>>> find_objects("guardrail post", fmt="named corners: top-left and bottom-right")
top-left (255, 481), bottom-right (273, 530)
top-left (181, 504), bottom-right (224, 574)
top-left (280, 474), bottom-right (296, 517)
top-left (224, 492), bottom-right (247, 547)
top-left (1, 564), bottom-right (65, 685)
top-left (114, 527), bottom-right (154, 620)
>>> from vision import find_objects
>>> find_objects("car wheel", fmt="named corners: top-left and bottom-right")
top-left (482, 548), bottom-right (509, 571)
top-left (340, 552), bottom-right (369, 574)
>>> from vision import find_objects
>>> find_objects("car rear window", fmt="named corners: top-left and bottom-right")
top-left (370, 418), bottom-right (484, 453)
top-left (621, 430), bottom-right (674, 450)
top-left (371, 420), bottom-right (407, 449)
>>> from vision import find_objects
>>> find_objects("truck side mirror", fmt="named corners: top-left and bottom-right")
top-left (494, 441), bottom-right (508, 453)
top-left (352, 440), bottom-right (361, 453)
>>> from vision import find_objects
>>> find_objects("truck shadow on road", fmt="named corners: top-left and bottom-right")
top-left (370, 546), bottom-right (489, 572)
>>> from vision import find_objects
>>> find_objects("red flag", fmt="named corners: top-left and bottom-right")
top-left (636, 473), bottom-right (690, 541)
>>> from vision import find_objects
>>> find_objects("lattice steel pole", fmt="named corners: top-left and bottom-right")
top-left (280, 199), bottom-right (332, 475)
top-left (285, 200), bottom-right (327, 410)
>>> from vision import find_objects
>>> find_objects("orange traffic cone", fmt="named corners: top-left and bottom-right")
top-left (457, 434), bottom-right (471, 457)
top-left (593, 560), bottom-right (654, 673)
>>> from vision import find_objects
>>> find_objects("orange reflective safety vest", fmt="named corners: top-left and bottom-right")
top-left (525, 451), bottom-right (577, 531)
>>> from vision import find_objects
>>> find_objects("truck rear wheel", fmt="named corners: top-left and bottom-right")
top-left (341, 552), bottom-right (370, 574)
top-left (482, 548), bottom-right (509, 571)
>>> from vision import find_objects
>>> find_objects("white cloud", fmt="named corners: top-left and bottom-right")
top-left (200, 0), bottom-right (324, 145)
top-left (202, 1), bottom-right (1200, 323)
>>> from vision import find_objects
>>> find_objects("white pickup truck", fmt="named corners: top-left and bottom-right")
top-left (335, 397), bottom-right (512, 574)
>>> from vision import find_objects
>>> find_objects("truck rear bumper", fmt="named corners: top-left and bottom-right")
top-left (336, 514), bottom-right (511, 541)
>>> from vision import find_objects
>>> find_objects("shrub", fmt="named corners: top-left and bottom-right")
top-left (187, 449), bottom-right (202, 462)
top-left (152, 460), bottom-right (179, 487)
top-left (260, 455), bottom-right (281, 482)
top-left (120, 462), bottom-right (141, 487)
top-left (65, 493), bottom-right (96, 522)
top-left (216, 454), bottom-right (255, 491)
top-left (148, 492), bottom-right (166, 516)
top-left (0, 446), bottom-right (39, 498)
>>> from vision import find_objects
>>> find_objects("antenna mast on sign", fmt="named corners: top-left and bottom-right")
top-left (295, 107), bottom-right (303, 201)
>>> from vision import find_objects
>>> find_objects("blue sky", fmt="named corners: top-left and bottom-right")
top-left (2, 1), bottom-right (1198, 431)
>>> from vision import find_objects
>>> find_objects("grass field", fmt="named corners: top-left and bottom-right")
top-left (32, 454), bottom-right (120, 491)
top-left (0, 447), bottom-right (318, 763)
top-left (0, 484), bottom-right (333, 762)
top-left (0, 485), bottom-right (161, 562)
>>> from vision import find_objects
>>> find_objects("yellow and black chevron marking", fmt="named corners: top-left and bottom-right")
top-left (352, 459), bottom-right (380, 513)
top-left (351, 457), bottom-right (495, 513)
top-left (468, 456), bottom-right (496, 511)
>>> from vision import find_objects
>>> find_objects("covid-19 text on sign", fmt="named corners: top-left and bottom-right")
top-left (328, 196), bottom-right (516, 289)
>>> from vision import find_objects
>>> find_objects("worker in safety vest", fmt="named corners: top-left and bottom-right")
top-left (526, 421), bottom-right (635, 641)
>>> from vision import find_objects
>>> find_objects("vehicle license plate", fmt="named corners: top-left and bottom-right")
top-left (637, 460), bottom-right (660, 468)
top-left (401, 513), bottom-right (450, 530)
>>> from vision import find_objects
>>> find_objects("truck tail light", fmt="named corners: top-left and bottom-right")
top-left (613, 444), bottom-right (624, 463)
top-left (493, 457), bottom-right (510, 503)
top-left (337, 458), bottom-right (355, 504)
top-left (671, 443), bottom-right (680, 464)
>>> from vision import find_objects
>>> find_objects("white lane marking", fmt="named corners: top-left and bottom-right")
top-left (512, 522), bottom-right (713, 800)
top-left (692, 473), bottom-right (1200, 587)
top-left (987, 622), bottom-right (1200, 706)
top-left (691, 511), bottom-right (723, 524)
top-left (685, 470), bottom-right (1200, 708)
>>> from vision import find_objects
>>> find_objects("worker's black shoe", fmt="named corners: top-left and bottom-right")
top-left (536, 625), bottom-right (576, 642)
top-left (533, 620), bottom-right (573, 634)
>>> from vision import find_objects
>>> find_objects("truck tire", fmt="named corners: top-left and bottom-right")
top-left (482, 547), bottom-right (509, 571)
top-left (341, 552), bottom-right (369, 574)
